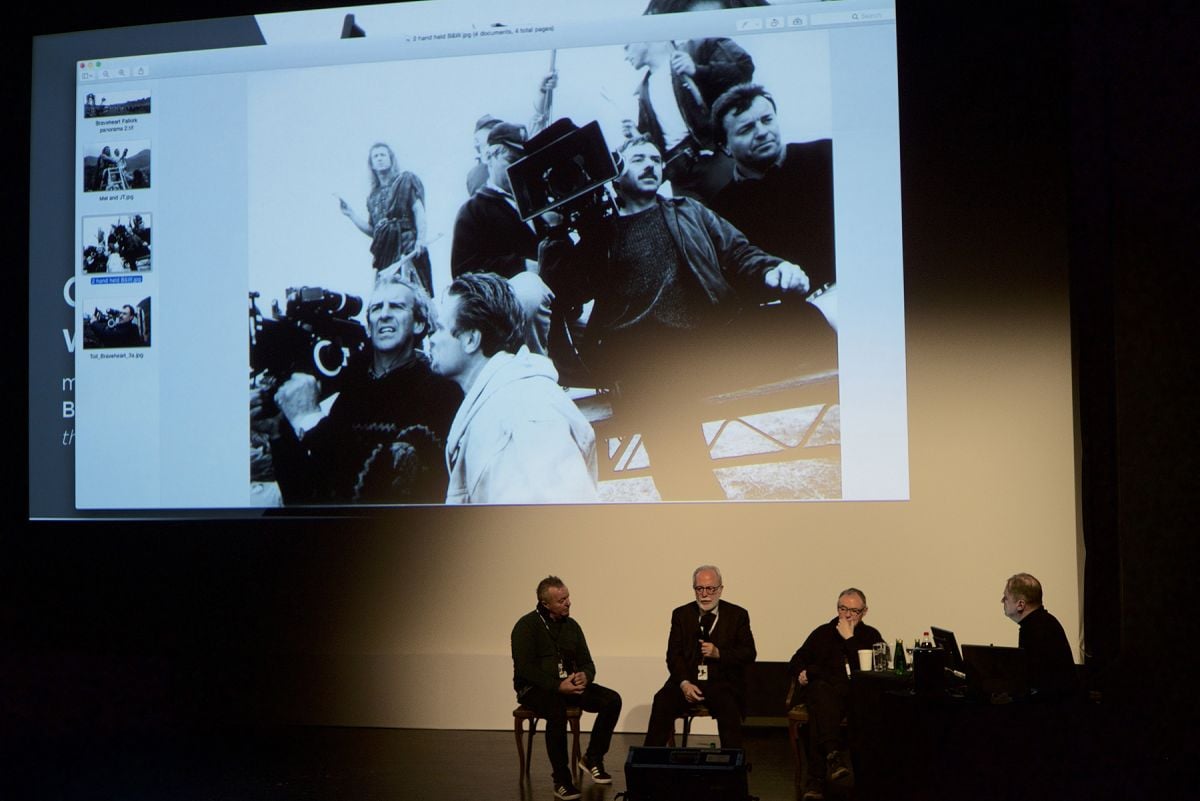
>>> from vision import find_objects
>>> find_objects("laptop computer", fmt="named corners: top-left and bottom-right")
top-left (961, 644), bottom-right (1029, 700)
top-left (930, 626), bottom-right (964, 673)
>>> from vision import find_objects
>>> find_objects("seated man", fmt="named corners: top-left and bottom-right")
top-left (541, 135), bottom-right (810, 500)
top-left (645, 565), bottom-right (756, 748)
top-left (789, 587), bottom-right (884, 799)
top-left (1001, 572), bottom-right (1078, 701)
top-left (512, 576), bottom-right (622, 801)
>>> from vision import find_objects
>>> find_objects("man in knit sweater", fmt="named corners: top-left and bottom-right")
top-left (541, 135), bottom-right (810, 500)
top-left (511, 576), bottom-right (622, 800)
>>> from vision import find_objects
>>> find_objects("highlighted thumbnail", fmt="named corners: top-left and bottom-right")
top-left (83, 140), bottom-right (150, 192)
top-left (83, 213), bottom-right (151, 273)
top-left (84, 89), bottom-right (151, 118)
top-left (82, 296), bottom-right (151, 349)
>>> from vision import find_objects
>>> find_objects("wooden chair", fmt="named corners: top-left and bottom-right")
top-left (665, 704), bottom-right (711, 747)
top-left (513, 705), bottom-right (582, 778)
top-left (786, 703), bottom-right (812, 786)
top-left (787, 701), bottom-right (849, 789)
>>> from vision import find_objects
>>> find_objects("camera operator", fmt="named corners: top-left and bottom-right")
top-left (268, 274), bottom-right (462, 505)
top-left (541, 135), bottom-right (809, 501)
top-left (87, 304), bottom-right (142, 348)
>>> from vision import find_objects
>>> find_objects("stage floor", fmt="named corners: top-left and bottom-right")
top-left (12, 726), bottom-right (805, 801)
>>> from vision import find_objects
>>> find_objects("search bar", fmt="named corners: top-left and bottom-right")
top-left (810, 8), bottom-right (896, 26)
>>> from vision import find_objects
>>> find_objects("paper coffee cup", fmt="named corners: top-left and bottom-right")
top-left (857, 649), bottom-right (873, 671)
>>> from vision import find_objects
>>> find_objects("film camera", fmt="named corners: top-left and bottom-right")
top-left (249, 286), bottom-right (367, 395)
top-left (506, 118), bottom-right (618, 233)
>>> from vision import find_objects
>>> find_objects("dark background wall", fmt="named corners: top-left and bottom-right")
top-left (9, 0), bottom-right (1199, 794)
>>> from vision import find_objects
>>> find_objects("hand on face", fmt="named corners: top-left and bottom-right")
top-left (836, 595), bottom-right (866, 639)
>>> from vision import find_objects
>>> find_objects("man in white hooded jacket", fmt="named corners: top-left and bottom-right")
top-left (427, 272), bottom-right (598, 504)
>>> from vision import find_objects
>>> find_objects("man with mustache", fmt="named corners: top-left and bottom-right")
top-left (542, 135), bottom-right (809, 500)
top-left (268, 274), bottom-right (462, 504)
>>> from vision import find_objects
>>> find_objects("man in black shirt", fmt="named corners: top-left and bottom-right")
top-left (710, 83), bottom-right (836, 294)
top-left (789, 588), bottom-right (884, 799)
top-left (1002, 572), bottom-right (1078, 701)
top-left (450, 121), bottom-right (554, 356)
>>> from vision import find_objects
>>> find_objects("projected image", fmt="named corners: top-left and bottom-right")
top-left (83, 89), bottom-right (151, 119)
top-left (81, 296), bottom-right (151, 349)
top-left (82, 213), bottom-right (151, 273)
top-left (246, 33), bottom-right (841, 506)
top-left (83, 139), bottom-right (150, 192)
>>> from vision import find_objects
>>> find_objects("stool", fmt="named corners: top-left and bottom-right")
top-left (666, 704), bottom-right (710, 747)
top-left (513, 705), bottom-right (582, 778)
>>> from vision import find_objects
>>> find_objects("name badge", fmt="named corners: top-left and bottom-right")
top-left (697, 664), bottom-right (709, 681)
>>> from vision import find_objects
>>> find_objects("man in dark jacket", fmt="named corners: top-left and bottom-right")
top-left (543, 136), bottom-right (810, 499)
top-left (789, 587), bottom-right (885, 798)
top-left (512, 576), bottom-right (622, 801)
top-left (450, 121), bottom-right (555, 355)
top-left (645, 565), bottom-right (757, 748)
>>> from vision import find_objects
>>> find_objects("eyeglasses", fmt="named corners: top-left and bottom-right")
top-left (837, 605), bottom-right (865, 616)
top-left (693, 585), bottom-right (723, 595)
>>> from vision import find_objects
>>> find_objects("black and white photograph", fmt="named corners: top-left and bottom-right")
top-left (247, 31), bottom-right (841, 507)
top-left (82, 139), bottom-right (151, 192)
top-left (82, 213), bottom-right (152, 273)
top-left (81, 296), bottom-right (151, 350)
top-left (83, 88), bottom-right (151, 118)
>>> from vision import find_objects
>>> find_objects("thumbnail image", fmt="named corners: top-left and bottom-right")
top-left (83, 140), bottom-right (151, 192)
top-left (82, 296), bottom-right (151, 349)
top-left (82, 213), bottom-right (152, 274)
top-left (83, 89), bottom-right (151, 119)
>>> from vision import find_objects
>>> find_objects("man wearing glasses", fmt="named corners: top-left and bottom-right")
top-left (788, 588), bottom-right (884, 800)
top-left (644, 565), bottom-right (757, 748)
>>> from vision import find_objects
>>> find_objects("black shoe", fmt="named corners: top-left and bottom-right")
top-left (826, 749), bottom-right (853, 783)
top-left (802, 788), bottom-right (825, 801)
top-left (554, 781), bottom-right (582, 800)
top-left (578, 754), bottom-right (613, 784)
